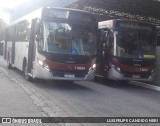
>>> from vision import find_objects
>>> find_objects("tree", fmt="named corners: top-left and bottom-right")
top-left (0, 18), bottom-right (8, 41)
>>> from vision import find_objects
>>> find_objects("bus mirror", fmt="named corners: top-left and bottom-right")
top-left (35, 35), bottom-right (42, 42)
top-left (36, 35), bottom-right (39, 42)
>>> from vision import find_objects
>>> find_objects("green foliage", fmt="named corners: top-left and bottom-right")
top-left (0, 18), bottom-right (7, 41)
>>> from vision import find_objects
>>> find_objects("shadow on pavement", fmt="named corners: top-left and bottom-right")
top-left (33, 79), bottom-right (94, 92)
top-left (95, 78), bottom-right (147, 90)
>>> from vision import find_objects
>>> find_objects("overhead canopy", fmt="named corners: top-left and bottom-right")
top-left (66, 0), bottom-right (160, 26)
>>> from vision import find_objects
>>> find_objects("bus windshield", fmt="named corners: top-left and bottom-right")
top-left (42, 22), bottom-right (96, 56)
top-left (115, 31), bottom-right (156, 59)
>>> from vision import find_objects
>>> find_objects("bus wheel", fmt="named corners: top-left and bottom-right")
top-left (23, 61), bottom-right (32, 82)
top-left (7, 55), bottom-right (12, 69)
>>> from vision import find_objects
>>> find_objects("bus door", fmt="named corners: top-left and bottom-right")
top-left (96, 29), bottom-right (114, 77)
top-left (27, 19), bottom-right (40, 74)
top-left (5, 27), bottom-right (15, 64)
top-left (96, 29), bottom-right (108, 76)
top-left (11, 27), bottom-right (16, 65)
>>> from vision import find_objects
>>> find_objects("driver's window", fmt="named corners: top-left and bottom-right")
top-left (45, 22), bottom-right (71, 53)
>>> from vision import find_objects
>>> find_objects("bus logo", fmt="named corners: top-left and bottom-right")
top-left (2, 118), bottom-right (11, 123)
top-left (140, 68), bottom-right (148, 72)
top-left (75, 66), bottom-right (86, 70)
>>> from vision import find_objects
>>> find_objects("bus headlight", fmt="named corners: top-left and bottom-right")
top-left (38, 59), bottom-right (43, 66)
top-left (116, 67), bottom-right (121, 73)
top-left (151, 68), bottom-right (155, 74)
top-left (38, 59), bottom-right (50, 71)
top-left (92, 64), bottom-right (96, 69)
top-left (88, 64), bottom-right (96, 73)
top-left (110, 64), bottom-right (121, 73)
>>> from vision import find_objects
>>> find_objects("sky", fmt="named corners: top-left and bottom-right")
top-left (0, 0), bottom-right (28, 23)
top-left (0, 0), bottom-right (77, 23)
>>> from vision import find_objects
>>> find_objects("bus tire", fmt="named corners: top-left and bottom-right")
top-left (7, 55), bottom-right (12, 69)
top-left (23, 60), bottom-right (33, 82)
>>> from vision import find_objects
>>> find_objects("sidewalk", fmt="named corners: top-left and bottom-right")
top-left (0, 57), bottom-right (42, 117)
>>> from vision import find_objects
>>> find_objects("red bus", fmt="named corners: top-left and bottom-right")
top-left (4, 7), bottom-right (97, 81)
top-left (95, 19), bottom-right (156, 82)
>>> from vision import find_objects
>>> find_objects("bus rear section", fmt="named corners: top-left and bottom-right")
top-left (4, 7), bottom-right (97, 81)
top-left (96, 19), bottom-right (156, 82)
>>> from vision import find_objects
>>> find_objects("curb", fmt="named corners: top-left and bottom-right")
top-left (129, 81), bottom-right (160, 92)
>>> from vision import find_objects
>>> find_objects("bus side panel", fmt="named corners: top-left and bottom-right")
top-left (14, 42), bottom-right (29, 71)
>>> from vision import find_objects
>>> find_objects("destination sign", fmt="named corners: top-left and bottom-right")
top-left (117, 22), bottom-right (154, 31)
top-left (42, 8), bottom-right (94, 23)
top-left (43, 9), bottom-right (70, 19)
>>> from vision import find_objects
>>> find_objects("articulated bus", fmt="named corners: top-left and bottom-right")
top-left (95, 19), bottom-right (156, 82)
top-left (4, 7), bottom-right (97, 81)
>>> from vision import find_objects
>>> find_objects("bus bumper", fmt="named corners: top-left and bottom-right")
top-left (106, 68), bottom-right (155, 82)
top-left (33, 65), bottom-right (95, 81)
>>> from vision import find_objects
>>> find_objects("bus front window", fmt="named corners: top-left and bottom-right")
top-left (71, 24), bottom-right (96, 56)
top-left (44, 22), bottom-right (71, 54)
top-left (139, 33), bottom-right (155, 57)
top-left (115, 31), bottom-right (156, 59)
top-left (43, 22), bottom-right (96, 56)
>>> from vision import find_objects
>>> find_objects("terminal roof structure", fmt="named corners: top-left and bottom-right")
top-left (66, 0), bottom-right (160, 26)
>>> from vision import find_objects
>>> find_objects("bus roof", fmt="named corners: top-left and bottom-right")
top-left (9, 7), bottom-right (94, 27)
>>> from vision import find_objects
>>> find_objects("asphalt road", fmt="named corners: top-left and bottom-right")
top-left (0, 56), bottom-right (160, 126)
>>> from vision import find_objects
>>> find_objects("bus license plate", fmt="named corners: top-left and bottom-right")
top-left (132, 75), bottom-right (140, 79)
top-left (64, 74), bottom-right (75, 78)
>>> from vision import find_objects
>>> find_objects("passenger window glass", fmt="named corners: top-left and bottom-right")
top-left (16, 20), bottom-right (31, 42)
